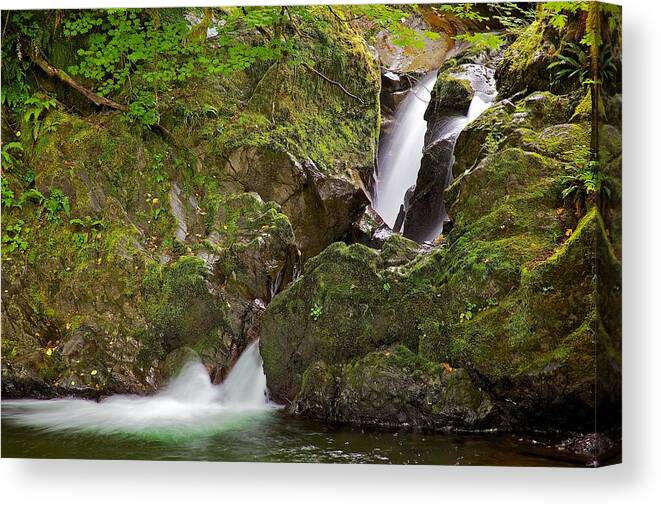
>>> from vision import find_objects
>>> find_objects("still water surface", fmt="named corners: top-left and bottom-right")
top-left (2, 410), bottom-right (585, 466)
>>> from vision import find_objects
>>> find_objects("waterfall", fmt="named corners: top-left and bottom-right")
top-left (375, 71), bottom-right (437, 227)
top-left (376, 64), bottom-right (496, 240)
top-left (2, 341), bottom-right (277, 436)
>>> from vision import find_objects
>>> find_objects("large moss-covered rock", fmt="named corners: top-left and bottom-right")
top-left (259, 242), bottom-right (443, 403)
top-left (292, 345), bottom-right (496, 430)
top-left (261, 76), bottom-right (620, 431)
top-left (202, 192), bottom-right (299, 303)
top-left (2, 11), bottom-right (383, 398)
top-left (219, 148), bottom-right (368, 258)
top-left (495, 20), bottom-right (554, 97)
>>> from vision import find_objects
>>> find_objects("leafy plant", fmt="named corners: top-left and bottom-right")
top-left (1, 180), bottom-right (16, 208)
top-left (2, 220), bottom-right (29, 253)
top-left (546, 6), bottom-right (620, 94)
top-left (19, 188), bottom-right (45, 207)
top-left (560, 161), bottom-right (611, 215)
top-left (72, 232), bottom-right (89, 250)
top-left (70, 216), bottom-right (104, 230)
top-left (1, 142), bottom-right (24, 170)
top-left (382, 282), bottom-right (391, 293)
top-left (22, 94), bottom-right (57, 141)
top-left (459, 301), bottom-right (477, 323)
top-left (310, 303), bottom-right (323, 321)
top-left (42, 188), bottom-right (71, 223)
top-left (151, 206), bottom-right (167, 221)
top-left (455, 32), bottom-right (505, 51)
top-left (547, 42), bottom-right (589, 86)
top-left (151, 152), bottom-right (167, 183)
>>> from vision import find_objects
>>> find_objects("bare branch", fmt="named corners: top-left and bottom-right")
top-left (302, 63), bottom-right (365, 105)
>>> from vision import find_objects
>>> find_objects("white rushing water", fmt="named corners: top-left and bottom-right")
top-left (375, 64), bottom-right (496, 233)
top-left (375, 71), bottom-right (437, 227)
top-left (2, 341), bottom-right (278, 437)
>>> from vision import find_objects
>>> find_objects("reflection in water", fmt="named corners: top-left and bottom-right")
top-left (2, 411), bottom-right (585, 466)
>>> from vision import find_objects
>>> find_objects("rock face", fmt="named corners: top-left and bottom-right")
top-left (259, 240), bottom-right (443, 404)
top-left (1, 11), bottom-right (381, 397)
top-left (292, 345), bottom-right (496, 430)
top-left (402, 137), bottom-right (455, 242)
top-left (495, 20), bottom-right (553, 98)
top-left (221, 148), bottom-right (369, 260)
top-left (427, 74), bottom-right (474, 117)
top-left (260, 37), bottom-right (621, 432)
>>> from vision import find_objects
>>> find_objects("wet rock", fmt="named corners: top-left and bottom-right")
top-left (223, 147), bottom-right (368, 259)
top-left (559, 433), bottom-right (617, 465)
top-left (380, 234), bottom-right (421, 267)
top-left (495, 20), bottom-right (554, 98)
top-left (403, 137), bottom-right (455, 242)
top-left (259, 242), bottom-right (442, 403)
top-left (426, 74), bottom-right (474, 117)
top-left (351, 205), bottom-right (385, 247)
top-left (291, 345), bottom-right (497, 430)
top-left (371, 224), bottom-right (395, 248)
top-left (159, 346), bottom-right (200, 382)
top-left (381, 71), bottom-right (409, 93)
top-left (204, 192), bottom-right (299, 302)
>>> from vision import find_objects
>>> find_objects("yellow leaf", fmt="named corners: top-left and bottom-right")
top-left (45, 348), bottom-right (53, 356)
top-left (565, 228), bottom-right (573, 237)
top-left (90, 370), bottom-right (98, 376)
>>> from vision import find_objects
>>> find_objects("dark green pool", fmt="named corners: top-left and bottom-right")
top-left (2, 408), bottom-right (589, 466)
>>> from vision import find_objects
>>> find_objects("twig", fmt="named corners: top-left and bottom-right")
top-left (302, 62), bottom-right (365, 105)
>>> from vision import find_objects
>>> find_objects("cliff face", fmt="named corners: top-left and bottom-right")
top-left (1, 12), bottom-right (381, 398)
top-left (260, 19), bottom-right (622, 434)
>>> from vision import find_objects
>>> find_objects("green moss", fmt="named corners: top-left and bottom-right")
top-left (517, 123), bottom-right (590, 164)
top-left (260, 241), bottom-right (447, 401)
top-left (502, 20), bottom-right (545, 73)
top-left (142, 256), bottom-right (224, 350)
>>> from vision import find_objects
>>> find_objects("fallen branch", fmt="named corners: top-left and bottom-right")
top-left (327, 6), bottom-right (366, 24)
top-left (28, 43), bottom-right (128, 111)
top-left (302, 63), bottom-right (365, 105)
top-left (27, 43), bottom-right (174, 142)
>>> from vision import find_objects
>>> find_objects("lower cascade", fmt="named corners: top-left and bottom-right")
top-left (2, 341), bottom-right (277, 436)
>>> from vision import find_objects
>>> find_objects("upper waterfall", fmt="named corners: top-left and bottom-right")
top-left (374, 71), bottom-right (438, 227)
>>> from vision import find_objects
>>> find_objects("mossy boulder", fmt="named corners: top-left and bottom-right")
top-left (220, 148), bottom-right (369, 259)
top-left (202, 192), bottom-right (299, 303)
top-left (292, 345), bottom-right (496, 430)
top-left (380, 234), bottom-right (421, 267)
top-left (438, 210), bottom-right (620, 430)
top-left (495, 20), bottom-right (554, 97)
top-left (259, 242), bottom-right (443, 403)
top-left (142, 256), bottom-right (225, 351)
top-left (426, 74), bottom-right (474, 117)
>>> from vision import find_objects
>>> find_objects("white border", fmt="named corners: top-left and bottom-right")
top-left (2, 0), bottom-right (660, 505)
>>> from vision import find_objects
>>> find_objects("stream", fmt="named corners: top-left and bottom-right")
top-left (3, 341), bottom-right (583, 465)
